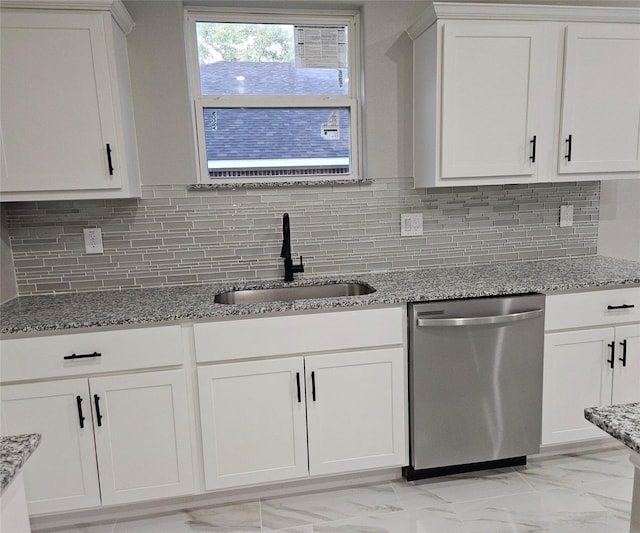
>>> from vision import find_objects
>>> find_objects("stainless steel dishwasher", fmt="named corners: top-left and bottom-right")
top-left (405, 294), bottom-right (545, 480)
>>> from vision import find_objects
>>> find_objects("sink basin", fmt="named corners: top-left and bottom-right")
top-left (214, 282), bottom-right (376, 305)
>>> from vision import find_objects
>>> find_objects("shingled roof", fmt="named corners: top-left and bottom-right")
top-left (199, 60), bottom-right (348, 96)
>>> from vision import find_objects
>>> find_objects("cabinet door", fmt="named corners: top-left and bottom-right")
top-left (198, 357), bottom-right (308, 490)
top-left (542, 328), bottom-right (614, 445)
top-left (440, 22), bottom-right (543, 179)
top-left (0, 379), bottom-right (101, 515)
top-left (612, 324), bottom-right (640, 405)
top-left (306, 348), bottom-right (406, 476)
top-left (558, 23), bottom-right (640, 174)
top-left (90, 370), bottom-right (194, 505)
top-left (0, 11), bottom-right (121, 192)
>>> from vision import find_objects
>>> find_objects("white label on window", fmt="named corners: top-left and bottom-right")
top-left (295, 27), bottom-right (347, 69)
top-left (321, 111), bottom-right (340, 140)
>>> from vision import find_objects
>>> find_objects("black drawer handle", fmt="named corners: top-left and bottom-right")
top-left (64, 352), bottom-right (101, 360)
top-left (565, 134), bottom-right (572, 162)
top-left (620, 339), bottom-right (628, 367)
top-left (311, 371), bottom-right (316, 402)
top-left (94, 394), bottom-right (103, 427)
top-left (106, 144), bottom-right (114, 175)
top-left (607, 342), bottom-right (615, 369)
top-left (607, 304), bottom-right (635, 310)
top-left (76, 395), bottom-right (85, 429)
top-left (529, 135), bottom-right (537, 163)
top-left (296, 372), bottom-right (301, 403)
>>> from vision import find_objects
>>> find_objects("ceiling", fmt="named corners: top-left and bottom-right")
top-left (182, 0), bottom-right (640, 8)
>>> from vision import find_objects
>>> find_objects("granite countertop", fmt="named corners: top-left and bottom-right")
top-left (0, 434), bottom-right (41, 493)
top-left (584, 403), bottom-right (640, 455)
top-left (2, 255), bottom-right (639, 336)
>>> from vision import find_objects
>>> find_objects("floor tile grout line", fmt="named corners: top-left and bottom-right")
top-left (258, 481), bottom-right (404, 532)
top-left (32, 447), bottom-right (634, 532)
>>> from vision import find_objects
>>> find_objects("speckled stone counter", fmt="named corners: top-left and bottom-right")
top-left (0, 434), bottom-right (41, 493)
top-left (584, 403), bottom-right (640, 455)
top-left (585, 403), bottom-right (640, 533)
top-left (1, 255), bottom-right (639, 336)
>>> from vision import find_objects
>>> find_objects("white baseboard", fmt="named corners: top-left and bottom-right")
top-left (31, 468), bottom-right (403, 531)
top-left (536, 436), bottom-right (624, 458)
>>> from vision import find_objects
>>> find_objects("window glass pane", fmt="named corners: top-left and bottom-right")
top-left (202, 108), bottom-right (351, 178)
top-left (196, 22), bottom-right (349, 96)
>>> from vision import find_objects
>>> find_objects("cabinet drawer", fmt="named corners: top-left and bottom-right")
top-left (194, 306), bottom-right (404, 362)
top-left (545, 287), bottom-right (640, 331)
top-left (0, 325), bottom-right (183, 382)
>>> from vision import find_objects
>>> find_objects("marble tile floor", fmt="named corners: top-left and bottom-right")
top-left (36, 445), bottom-right (634, 533)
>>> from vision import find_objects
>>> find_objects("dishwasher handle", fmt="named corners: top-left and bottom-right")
top-left (416, 308), bottom-right (543, 327)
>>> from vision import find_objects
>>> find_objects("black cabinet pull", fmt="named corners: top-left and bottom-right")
top-left (94, 394), bottom-right (103, 427)
top-left (311, 371), bottom-right (316, 402)
top-left (63, 351), bottom-right (101, 360)
top-left (607, 342), bottom-right (615, 369)
top-left (607, 304), bottom-right (635, 310)
top-left (565, 134), bottom-right (572, 161)
top-left (106, 144), bottom-right (114, 175)
top-left (296, 372), bottom-right (301, 403)
top-left (619, 339), bottom-right (628, 367)
top-left (76, 395), bottom-right (85, 429)
top-left (529, 135), bottom-right (537, 163)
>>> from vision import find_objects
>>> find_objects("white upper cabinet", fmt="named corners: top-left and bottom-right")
top-left (0, 1), bottom-right (140, 201)
top-left (409, 3), bottom-right (640, 187)
top-left (558, 23), bottom-right (640, 176)
top-left (439, 22), bottom-right (543, 182)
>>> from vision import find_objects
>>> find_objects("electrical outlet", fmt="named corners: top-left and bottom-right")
top-left (84, 228), bottom-right (103, 254)
top-left (560, 205), bottom-right (574, 227)
top-left (401, 213), bottom-right (423, 236)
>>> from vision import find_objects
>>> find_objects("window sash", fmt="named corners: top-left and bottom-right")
top-left (193, 98), bottom-right (359, 183)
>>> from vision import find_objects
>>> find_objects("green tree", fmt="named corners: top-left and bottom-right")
top-left (197, 23), bottom-right (294, 63)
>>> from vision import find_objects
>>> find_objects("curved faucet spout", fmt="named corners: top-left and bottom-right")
top-left (281, 213), bottom-right (291, 259)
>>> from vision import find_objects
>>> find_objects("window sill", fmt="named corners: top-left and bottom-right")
top-left (188, 178), bottom-right (374, 190)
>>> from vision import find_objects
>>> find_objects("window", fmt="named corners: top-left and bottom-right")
top-left (185, 9), bottom-right (361, 184)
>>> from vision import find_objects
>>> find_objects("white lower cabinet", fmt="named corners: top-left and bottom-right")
top-left (0, 379), bottom-right (101, 514)
top-left (0, 370), bottom-right (194, 515)
top-left (91, 371), bottom-right (194, 506)
top-left (198, 357), bottom-right (309, 490)
top-left (542, 288), bottom-right (640, 446)
top-left (1, 307), bottom-right (407, 516)
top-left (542, 329), bottom-right (615, 445)
top-left (612, 324), bottom-right (640, 405)
top-left (198, 346), bottom-right (406, 491)
top-left (306, 349), bottom-right (406, 476)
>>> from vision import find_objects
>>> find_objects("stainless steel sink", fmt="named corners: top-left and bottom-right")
top-left (214, 282), bottom-right (376, 305)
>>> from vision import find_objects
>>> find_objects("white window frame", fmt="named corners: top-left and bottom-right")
top-left (184, 8), bottom-right (362, 185)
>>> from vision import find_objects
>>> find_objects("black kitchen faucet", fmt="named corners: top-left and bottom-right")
top-left (280, 213), bottom-right (304, 282)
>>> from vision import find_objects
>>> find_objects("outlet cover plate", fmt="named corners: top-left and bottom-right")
top-left (560, 205), bottom-right (574, 227)
top-left (401, 213), bottom-right (423, 236)
top-left (84, 228), bottom-right (104, 254)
